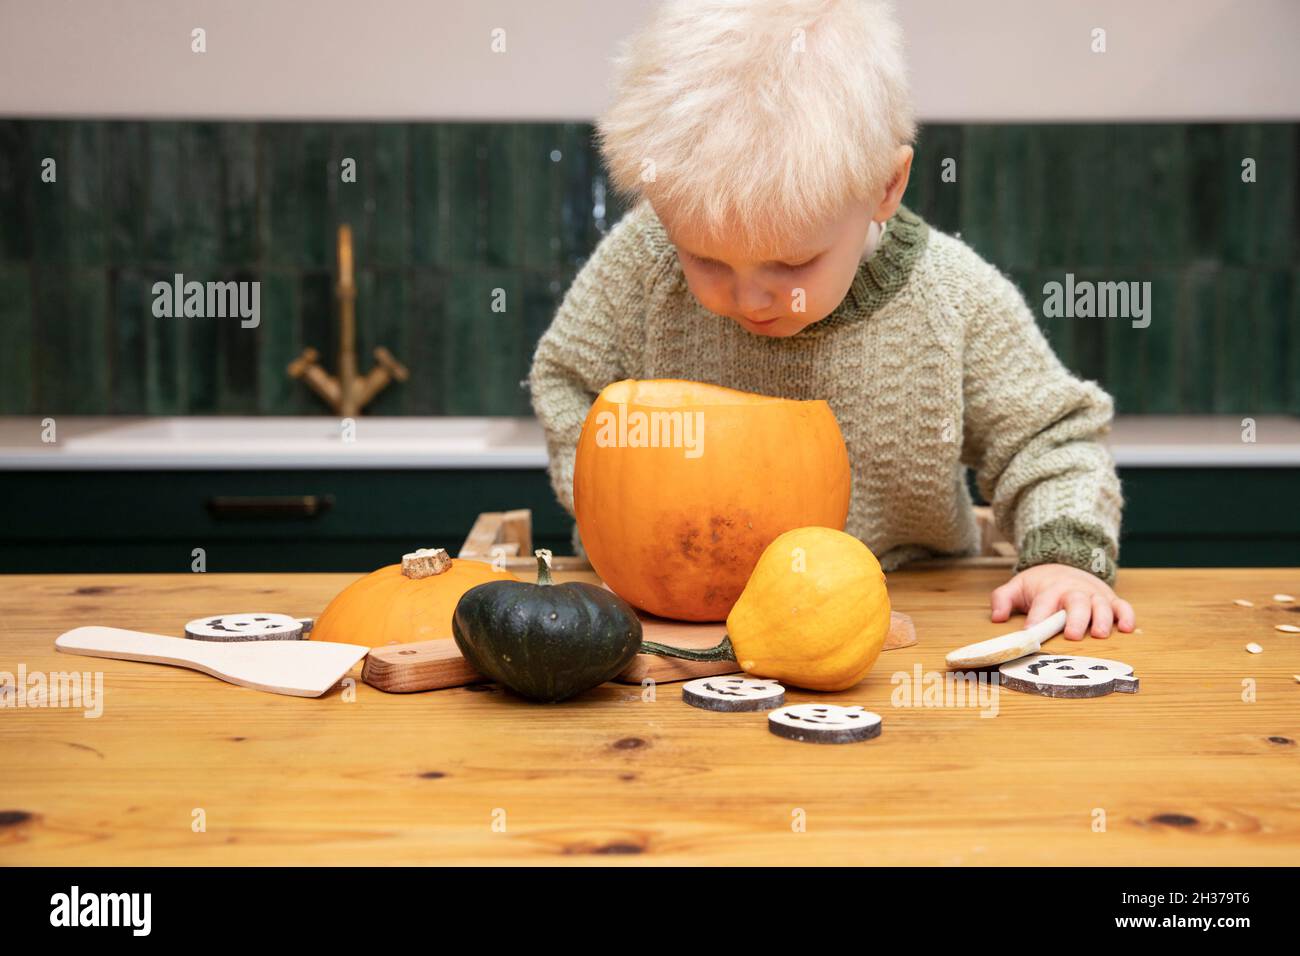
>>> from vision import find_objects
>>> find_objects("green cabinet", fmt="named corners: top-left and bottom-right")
top-left (1112, 468), bottom-right (1299, 567)
top-left (0, 467), bottom-right (1294, 573)
top-left (0, 469), bottom-right (573, 573)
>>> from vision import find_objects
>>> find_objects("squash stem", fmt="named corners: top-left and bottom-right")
top-left (534, 549), bottom-right (554, 586)
top-left (639, 636), bottom-right (736, 662)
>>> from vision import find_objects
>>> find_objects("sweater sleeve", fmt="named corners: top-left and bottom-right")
top-left (527, 203), bottom-right (659, 515)
top-left (958, 263), bottom-right (1124, 584)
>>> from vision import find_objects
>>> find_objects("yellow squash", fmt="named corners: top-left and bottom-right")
top-left (726, 527), bottom-right (891, 691)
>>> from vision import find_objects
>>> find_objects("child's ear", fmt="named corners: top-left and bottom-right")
top-left (875, 145), bottom-right (914, 222)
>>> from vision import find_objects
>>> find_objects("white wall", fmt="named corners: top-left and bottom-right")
top-left (1, 0), bottom-right (1296, 121)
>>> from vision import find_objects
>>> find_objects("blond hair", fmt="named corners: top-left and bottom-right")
top-left (597, 0), bottom-right (915, 256)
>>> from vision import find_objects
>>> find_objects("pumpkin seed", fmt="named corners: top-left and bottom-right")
top-left (1246, 643), bottom-right (1263, 654)
top-left (1273, 593), bottom-right (1295, 603)
top-left (1233, 599), bottom-right (1254, 607)
top-left (1274, 624), bottom-right (1300, 634)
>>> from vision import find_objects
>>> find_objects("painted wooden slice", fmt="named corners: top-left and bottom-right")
top-left (185, 612), bottom-right (305, 642)
top-left (768, 703), bottom-right (882, 744)
top-left (682, 676), bottom-right (784, 712)
top-left (998, 653), bottom-right (1139, 698)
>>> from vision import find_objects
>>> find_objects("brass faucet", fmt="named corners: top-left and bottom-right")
top-left (288, 224), bottom-right (409, 417)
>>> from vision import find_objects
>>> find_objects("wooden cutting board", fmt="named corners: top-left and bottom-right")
top-left (362, 610), bottom-right (917, 693)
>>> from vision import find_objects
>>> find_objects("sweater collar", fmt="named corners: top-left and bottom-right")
top-left (819, 205), bottom-right (929, 329)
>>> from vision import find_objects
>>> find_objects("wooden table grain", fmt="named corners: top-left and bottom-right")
top-left (1, 567), bottom-right (1297, 866)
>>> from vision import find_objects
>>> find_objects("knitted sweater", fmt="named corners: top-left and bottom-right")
top-left (527, 202), bottom-right (1123, 583)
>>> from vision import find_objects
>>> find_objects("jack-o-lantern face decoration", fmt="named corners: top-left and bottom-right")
top-left (767, 703), bottom-right (883, 744)
top-left (682, 676), bottom-right (785, 712)
top-left (999, 653), bottom-right (1139, 698)
top-left (184, 612), bottom-right (304, 642)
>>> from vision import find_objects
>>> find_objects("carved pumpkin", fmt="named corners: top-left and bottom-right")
top-left (574, 379), bottom-right (851, 621)
top-left (312, 548), bottom-right (517, 648)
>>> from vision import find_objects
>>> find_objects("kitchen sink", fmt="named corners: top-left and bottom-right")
top-left (66, 416), bottom-right (507, 447)
top-left (0, 416), bottom-right (549, 469)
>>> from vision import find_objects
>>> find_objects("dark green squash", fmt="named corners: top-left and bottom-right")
top-left (452, 549), bottom-right (643, 702)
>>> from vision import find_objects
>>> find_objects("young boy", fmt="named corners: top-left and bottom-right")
top-left (528, 0), bottom-right (1135, 641)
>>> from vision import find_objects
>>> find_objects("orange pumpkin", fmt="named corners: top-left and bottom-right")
top-left (574, 379), bottom-right (851, 622)
top-left (312, 548), bottom-right (517, 647)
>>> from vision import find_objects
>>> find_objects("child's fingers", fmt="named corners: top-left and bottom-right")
top-left (1025, 591), bottom-right (1063, 629)
top-left (1062, 590), bottom-right (1092, 640)
top-left (1112, 598), bottom-right (1137, 632)
top-left (989, 580), bottom-right (1024, 622)
top-left (1090, 595), bottom-right (1113, 638)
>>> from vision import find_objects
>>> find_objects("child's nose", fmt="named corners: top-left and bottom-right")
top-left (734, 281), bottom-right (774, 314)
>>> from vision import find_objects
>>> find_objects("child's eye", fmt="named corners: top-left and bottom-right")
top-left (781, 255), bottom-right (818, 270)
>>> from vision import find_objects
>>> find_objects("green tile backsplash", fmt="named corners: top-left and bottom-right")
top-left (0, 120), bottom-right (1296, 416)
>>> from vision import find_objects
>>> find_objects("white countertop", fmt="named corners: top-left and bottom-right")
top-left (1101, 415), bottom-right (1300, 467)
top-left (0, 414), bottom-right (1296, 470)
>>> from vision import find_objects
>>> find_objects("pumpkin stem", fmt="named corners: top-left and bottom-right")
top-left (639, 636), bottom-right (736, 663)
top-left (401, 547), bottom-right (452, 579)
top-left (534, 549), bottom-right (554, 586)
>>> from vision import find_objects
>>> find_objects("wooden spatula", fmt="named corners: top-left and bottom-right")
top-left (55, 626), bottom-right (369, 698)
top-left (362, 610), bottom-right (918, 693)
top-left (944, 609), bottom-right (1069, 669)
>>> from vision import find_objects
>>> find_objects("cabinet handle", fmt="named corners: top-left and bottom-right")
top-left (206, 495), bottom-right (335, 519)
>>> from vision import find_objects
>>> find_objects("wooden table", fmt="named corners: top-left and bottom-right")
top-left (2, 567), bottom-right (1297, 866)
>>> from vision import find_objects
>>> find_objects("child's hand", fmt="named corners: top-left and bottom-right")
top-left (990, 563), bottom-right (1136, 639)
